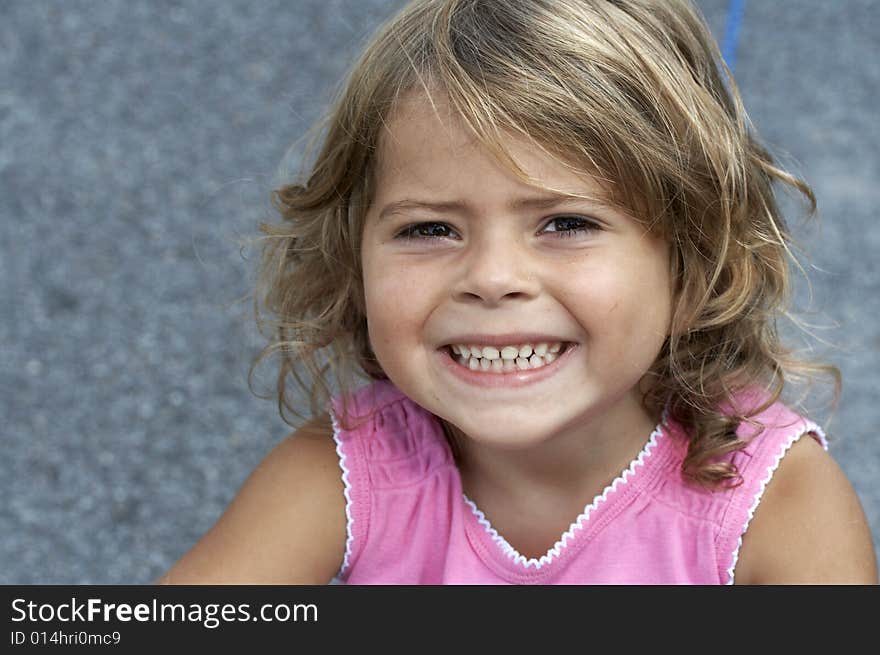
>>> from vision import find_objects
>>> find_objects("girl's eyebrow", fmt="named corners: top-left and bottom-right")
top-left (376, 193), bottom-right (610, 222)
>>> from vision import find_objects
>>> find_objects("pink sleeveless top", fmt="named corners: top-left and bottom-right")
top-left (328, 380), bottom-right (826, 585)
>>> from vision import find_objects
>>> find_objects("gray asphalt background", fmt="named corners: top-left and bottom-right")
top-left (2, 1), bottom-right (878, 584)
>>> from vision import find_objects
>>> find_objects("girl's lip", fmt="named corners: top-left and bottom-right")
top-left (436, 343), bottom-right (579, 389)
top-left (441, 335), bottom-right (574, 349)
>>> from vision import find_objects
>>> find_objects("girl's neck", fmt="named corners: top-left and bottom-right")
top-left (453, 389), bottom-right (662, 509)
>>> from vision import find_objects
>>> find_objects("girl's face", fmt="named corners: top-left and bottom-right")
top-left (360, 92), bottom-right (674, 451)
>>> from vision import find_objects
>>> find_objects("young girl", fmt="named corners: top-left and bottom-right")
top-left (159, 0), bottom-right (877, 584)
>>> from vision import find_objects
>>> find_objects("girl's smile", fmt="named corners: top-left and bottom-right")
top-left (437, 340), bottom-right (580, 389)
top-left (360, 90), bottom-right (674, 458)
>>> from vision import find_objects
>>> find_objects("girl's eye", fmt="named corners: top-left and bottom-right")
top-left (542, 215), bottom-right (601, 239)
top-left (394, 222), bottom-right (457, 241)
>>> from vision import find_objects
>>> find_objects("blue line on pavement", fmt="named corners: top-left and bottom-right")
top-left (721, 0), bottom-right (746, 73)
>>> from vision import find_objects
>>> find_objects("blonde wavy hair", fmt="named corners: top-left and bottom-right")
top-left (250, 0), bottom-right (841, 489)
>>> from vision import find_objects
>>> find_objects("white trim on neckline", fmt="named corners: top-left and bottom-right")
top-left (464, 415), bottom-right (668, 570)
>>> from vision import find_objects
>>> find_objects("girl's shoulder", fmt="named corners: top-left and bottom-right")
top-left (327, 380), bottom-right (456, 581)
top-left (732, 431), bottom-right (877, 584)
top-left (721, 391), bottom-right (877, 584)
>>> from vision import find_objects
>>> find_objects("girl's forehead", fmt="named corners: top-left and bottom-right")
top-left (374, 91), bottom-right (611, 201)
top-left (378, 92), bottom-right (476, 162)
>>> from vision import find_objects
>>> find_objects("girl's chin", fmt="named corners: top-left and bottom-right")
top-left (439, 416), bottom-right (564, 451)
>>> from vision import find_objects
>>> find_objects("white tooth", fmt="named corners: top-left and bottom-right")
top-left (534, 343), bottom-right (548, 356)
top-left (468, 357), bottom-right (480, 371)
top-left (518, 344), bottom-right (533, 358)
top-left (481, 346), bottom-right (500, 360)
top-left (544, 352), bottom-right (557, 363)
top-left (502, 359), bottom-right (516, 372)
top-left (459, 345), bottom-right (470, 358)
top-left (469, 345), bottom-right (482, 357)
top-left (515, 357), bottom-right (530, 370)
top-left (529, 354), bottom-right (544, 368)
top-left (549, 343), bottom-right (561, 353)
top-left (501, 346), bottom-right (519, 360)
top-left (451, 344), bottom-right (461, 355)
top-left (480, 358), bottom-right (491, 371)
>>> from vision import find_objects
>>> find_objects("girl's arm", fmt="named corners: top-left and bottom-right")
top-left (733, 435), bottom-right (878, 585)
top-left (155, 415), bottom-right (347, 585)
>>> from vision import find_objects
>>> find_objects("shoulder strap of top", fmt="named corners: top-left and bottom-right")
top-left (715, 393), bottom-right (827, 584)
top-left (328, 379), bottom-right (453, 579)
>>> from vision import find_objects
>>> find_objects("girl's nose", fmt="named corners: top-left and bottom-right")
top-left (450, 232), bottom-right (540, 306)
